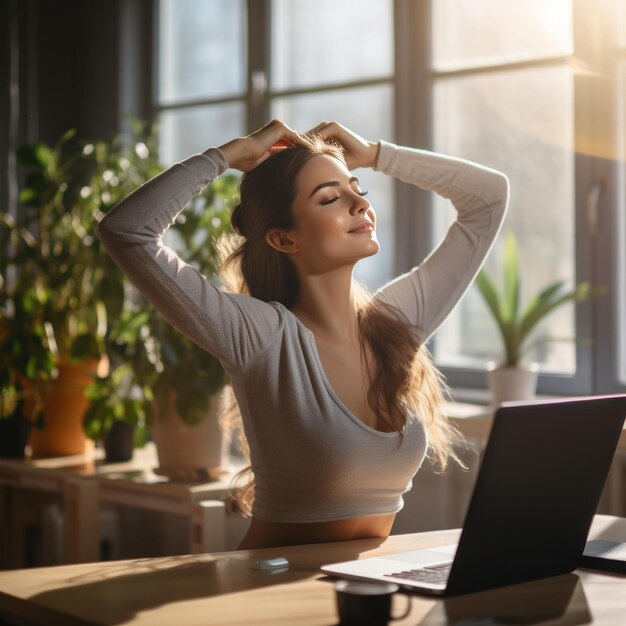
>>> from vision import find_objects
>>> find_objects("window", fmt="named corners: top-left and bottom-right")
top-left (430, 0), bottom-right (577, 380)
top-left (407, 0), bottom-right (625, 394)
top-left (154, 0), bottom-right (626, 394)
top-left (156, 0), bottom-right (395, 289)
top-left (156, 0), bottom-right (247, 161)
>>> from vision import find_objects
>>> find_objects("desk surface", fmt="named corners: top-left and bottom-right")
top-left (0, 515), bottom-right (624, 626)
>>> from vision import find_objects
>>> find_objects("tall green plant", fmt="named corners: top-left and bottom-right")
top-left (3, 119), bottom-right (239, 440)
top-left (475, 231), bottom-right (596, 367)
top-left (0, 121), bottom-right (163, 429)
top-left (10, 122), bottom-right (164, 362)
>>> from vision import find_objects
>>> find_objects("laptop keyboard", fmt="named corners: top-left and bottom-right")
top-left (384, 562), bottom-right (453, 585)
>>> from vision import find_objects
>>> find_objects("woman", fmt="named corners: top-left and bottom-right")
top-left (97, 120), bottom-right (509, 549)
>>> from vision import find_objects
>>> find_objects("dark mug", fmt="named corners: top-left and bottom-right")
top-left (334, 580), bottom-right (411, 626)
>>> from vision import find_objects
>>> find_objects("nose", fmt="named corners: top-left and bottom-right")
top-left (349, 191), bottom-right (370, 215)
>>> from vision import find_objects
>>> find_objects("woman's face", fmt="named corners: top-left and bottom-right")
top-left (287, 154), bottom-right (379, 273)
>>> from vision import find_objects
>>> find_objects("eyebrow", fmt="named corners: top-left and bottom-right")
top-left (309, 176), bottom-right (359, 198)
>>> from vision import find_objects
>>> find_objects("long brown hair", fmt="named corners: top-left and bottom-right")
top-left (219, 135), bottom-right (463, 516)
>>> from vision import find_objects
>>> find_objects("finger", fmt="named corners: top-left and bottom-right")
top-left (269, 139), bottom-right (292, 154)
top-left (268, 132), bottom-right (311, 154)
top-left (307, 121), bottom-right (330, 134)
top-left (310, 123), bottom-right (347, 145)
top-left (319, 122), bottom-right (348, 138)
top-left (260, 121), bottom-right (308, 150)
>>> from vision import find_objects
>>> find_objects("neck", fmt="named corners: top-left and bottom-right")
top-left (291, 265), bottom-right (359, 341)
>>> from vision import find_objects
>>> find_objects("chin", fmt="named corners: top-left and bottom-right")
top-left (358, 241), bottom-right (380, 260)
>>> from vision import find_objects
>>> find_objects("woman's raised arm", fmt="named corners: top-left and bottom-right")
top-left (96, 120), bottom-right (304, 371)
top-left (372, 141), bottom-right (509, 344)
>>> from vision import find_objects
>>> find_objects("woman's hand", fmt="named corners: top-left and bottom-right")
top-left (307, 121), bottom-right (379, 170)
top-left (218, 120), bottom-right (305, 172)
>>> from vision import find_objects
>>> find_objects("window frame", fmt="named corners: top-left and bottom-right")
top-left (148, 0), bottom-right (626, 396)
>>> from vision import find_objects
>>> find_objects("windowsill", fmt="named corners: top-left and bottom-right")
top-left (444, 388), bottom-right (572, 440)
top-left (444, 390), bottom-right (626, 450)
top-left (448, 386), bottom-right (569, 406)
top-left (447, 386), bottom-right (492, 406)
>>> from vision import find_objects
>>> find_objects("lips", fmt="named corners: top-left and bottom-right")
top-left (348, 220), bottom-right (375, 234)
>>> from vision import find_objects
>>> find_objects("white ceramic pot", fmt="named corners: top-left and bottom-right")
top-left (486, 363), bottom-right (539, 407)
top-left (150, 389), bottom-right (228, 481)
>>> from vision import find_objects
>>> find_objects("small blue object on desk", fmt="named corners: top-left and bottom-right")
top-left (250, 557), bottom-right (289, 571)
top-left (580, 540), bottom-right (626, 574)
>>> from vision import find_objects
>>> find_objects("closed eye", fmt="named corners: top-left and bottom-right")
top-left (320, 190), bottom-right (368, 206)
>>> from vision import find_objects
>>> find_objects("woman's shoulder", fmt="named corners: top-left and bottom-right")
top-left (221, 293), bottom-right (305, 337)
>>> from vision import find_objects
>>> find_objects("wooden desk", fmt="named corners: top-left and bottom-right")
top-left (0, 445), bottom-right (243, 568)
top-left (0, 515), bottom-right (624, 626)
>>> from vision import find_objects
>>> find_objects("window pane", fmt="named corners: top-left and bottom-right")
top-left (431, 0), bottom-right (573, 71)
top-left (272, 86), bottom-right (394, 289)
top-left (158, 0), bottom-right (246, 103)
top-left (432, 66), bottom-right (576, 373)
top-left (271, 0), bottom-right (393, 90)
top-left (618, 61), bottom-right (626, 384)
top-left (158, 103), bottom-right (246, 165)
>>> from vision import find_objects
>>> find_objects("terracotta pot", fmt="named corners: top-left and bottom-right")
top-left (27, 358), bottom-right (101, 458)
top-left (486, 363), bottom-right (539, 407)
top-left (150, 389), bottom-right (227, 481)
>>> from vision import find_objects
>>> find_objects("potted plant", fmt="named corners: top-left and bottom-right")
top-left (5, 119), bottom-right (238, 465)
top-left (475, 231), bottom-right (597, 405)
top-left (1, 130), bottom-right (103, 457)
top-left (1, 122), bottom-right (162, 456)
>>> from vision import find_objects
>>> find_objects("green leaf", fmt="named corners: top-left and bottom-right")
top-left (111, 363), bottom-right (132, 387)
top-left (518, 283), bottom-right (590, 346)
top-left (16, 143), bottom-right (51, 169)
top-left (502, 231), bottom-right (520, 325)
top-left (111, 310), bottom-right (151, 345)
top-left (18, 187), bottom-right (40, 206)
top-left (134, 423), bottom-right (149, 447)
top-left (475, 269), bottom-right (504, 326)
top-left (519, 281), bottom-right (565, 328)
top-left (83, 401), bottom-right (107, 440)
top-left (84, 378), bottom-right (108, 402)
top-left (25, 356), bottom-right (41, 380)
top-left (54, 128), bottom-right (77, 153)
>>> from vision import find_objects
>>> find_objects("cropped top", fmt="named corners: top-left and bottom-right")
top-left (96, 140), bottom-right (509, 523)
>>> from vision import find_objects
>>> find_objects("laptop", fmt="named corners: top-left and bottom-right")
top-left (322, 394), bottom-right (626, 596)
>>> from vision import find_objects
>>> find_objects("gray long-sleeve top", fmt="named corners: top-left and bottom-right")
top-left (97, 140), bottom-right (509, 522)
